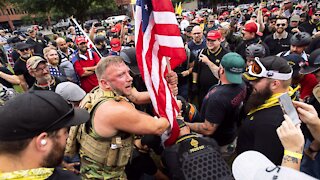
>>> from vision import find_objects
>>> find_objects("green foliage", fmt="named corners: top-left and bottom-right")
top-left (8, 0), bottom-right (118, 21)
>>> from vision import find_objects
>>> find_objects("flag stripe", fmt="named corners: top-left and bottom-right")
top-left (135, 0), bottom-right (186, 146)
top-left (155, 35), bottom-right (184, 48)
top-left (153, 12), bottom-right (178, 24)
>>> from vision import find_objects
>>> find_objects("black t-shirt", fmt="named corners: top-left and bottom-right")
top-left (174, 49), bottom-right (196, 85)
top-left (125, 149), bottom-right (158, 179)
top-left (193, 47), bottom-right (229, 90)
top-left (13, 57), bottom-right (35, 88)
top-left (187, 39), bottom-right (206, 58)
top-left (236, 105), bottom-right (284, 165)
top-left (47, 167), bottom-right (80, 180)
top-left (200, 83), bottom-right (246, 146)
top-left (263, 33), bottom-right (292, 55)
top-left (299, 20), bottom-right (318, 36)
top-left (26, 37), bottom-right (47, 56)
top-left (0, 67), bottom-right (14, 88)
top-left (162, 134), bottom-right (233, 180)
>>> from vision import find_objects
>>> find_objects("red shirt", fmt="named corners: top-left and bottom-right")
top-left (300, 74), bottom-right (319, 100)
top-left (73, 51), bottom-right (100, 92)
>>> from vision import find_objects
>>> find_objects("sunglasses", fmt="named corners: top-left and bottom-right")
top-left (315, 14), bottom-right (320, 16)
top-left (193, 32), bottom-right (202, 35)
top-left (276, 23), bottom-right (286, 27)
top-left (209, 21), bottom-right (215, 22)
top-left (20, 48), bottom-right (30, 52)
top-left (248, 57), bottom-right (293, 80)
top-left (295, 8), bottom-right (302, 10)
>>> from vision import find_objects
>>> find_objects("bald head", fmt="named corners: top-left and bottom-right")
top-left (56, 37), bottom-right (68, 52)
top-left (191, 26), bottom-right (203, 44)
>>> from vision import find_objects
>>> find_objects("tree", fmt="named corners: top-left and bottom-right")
top-left (8, 0), bottom-right (117, 22)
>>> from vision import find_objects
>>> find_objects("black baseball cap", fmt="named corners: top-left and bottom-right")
top-left (300, 49), bottom-right (320, 74)
top-left (120, 47), bottom-right (140, 76)
top-left (14, 42), bottom-right (33, 50)
top-left (0, 90), bottom-right (90, 141)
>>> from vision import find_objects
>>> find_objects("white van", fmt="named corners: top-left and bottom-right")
top-left (103, 15), bottom-right (130, 25)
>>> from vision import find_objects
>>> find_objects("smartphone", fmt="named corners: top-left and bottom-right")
top-left (278, 93), bottom-right (301, 125)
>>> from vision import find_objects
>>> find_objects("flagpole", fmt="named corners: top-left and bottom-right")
top-left (70, 16), bottom-right (103, 58)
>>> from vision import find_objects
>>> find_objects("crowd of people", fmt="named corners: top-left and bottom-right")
top-left (0, 0), bottom-right (320, 179)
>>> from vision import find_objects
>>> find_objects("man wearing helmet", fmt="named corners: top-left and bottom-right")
top-left (277, 32), bottom-right (311, 61)
top-left (264, 16), bottom-right (292, 55)
top-left (245, 43), bottom-right (266, 67)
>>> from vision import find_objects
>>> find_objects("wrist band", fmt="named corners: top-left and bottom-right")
top-left (284, 150), bottom-right (303, 159)
top-left (192, 80), bottom-right (197, 83)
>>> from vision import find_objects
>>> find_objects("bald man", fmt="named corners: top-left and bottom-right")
top-left (187, 26), bottom-right (206, 57)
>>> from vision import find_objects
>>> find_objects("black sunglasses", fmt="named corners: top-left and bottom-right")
top-left (276, 23), bottom-right (286, 27)
top-left (20, 48), bottom-right (30, 52)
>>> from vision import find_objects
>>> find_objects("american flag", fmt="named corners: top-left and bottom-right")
top-left (135, 0), bottom-right (186, 146)
top-left (70, 18), bottom-right (102, 58)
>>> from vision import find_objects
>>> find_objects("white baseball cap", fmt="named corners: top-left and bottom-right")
top-left (55, 82), bottom-right (86, 102)
top-left (232, 151), bottom-right (317, 180)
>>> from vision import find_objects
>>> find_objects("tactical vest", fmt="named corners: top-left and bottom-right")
top-left (65, 86), bottom-right (134, 179)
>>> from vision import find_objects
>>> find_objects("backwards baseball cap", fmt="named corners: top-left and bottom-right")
top-left (0, 90), bottom-right (89, 141)
top-left (243, 22), bottom-right (263, 36)
top-left (26, 56), bottom-right (47, 71)
top-left (299, 49), bottom-right (320, 74)
top-left (110, 38), bottom-right (121, 52)
top-left (233, 151), bottom-right (317, 180)
top-left (247, 56), bottom-right (293, 81)
top-left (221, 52), bottom-right (245, 84)
top-left (206, 30), bottom-right (222, 40)
top-left (55, 82), bottom-right (86, 102)
top-left (75, 36), bottom-right (86, 45)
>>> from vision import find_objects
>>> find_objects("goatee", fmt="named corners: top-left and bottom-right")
top-left (244, 86), bottom-right (273, 113)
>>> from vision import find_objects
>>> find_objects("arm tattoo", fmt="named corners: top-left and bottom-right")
top-left (282, 155), bottom-right (299, 164)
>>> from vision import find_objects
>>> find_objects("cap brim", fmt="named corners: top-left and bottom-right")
top-left (31, 60), bottom-right (47, 70)
top-left (232, 151), bottom-right (275, 180)
top-left (63, 108), bottom-right (90, 127)
top-left (299, 66), bottom-right (320, 74)
top-left (225, 71), bottom-right (243, 84)
top-left (15, 43), bottom-right (33, 50)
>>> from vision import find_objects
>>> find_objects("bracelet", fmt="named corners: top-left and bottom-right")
top-left (284, 150), bottom-right (303, 159)
top-left (192, 80), bottom-right (197, 83)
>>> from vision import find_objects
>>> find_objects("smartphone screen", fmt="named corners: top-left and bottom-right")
top-left (278, 93), bottom-right (301, 125)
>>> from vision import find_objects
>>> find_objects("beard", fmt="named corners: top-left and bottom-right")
top-left (79, 47), bottom-right (88, 54)
top-left (41, 138), bottom-right (65, 168)
top-left (21, 53), bottom-right (31, 59)
top-left (244, 85), bottom-right (273, 113)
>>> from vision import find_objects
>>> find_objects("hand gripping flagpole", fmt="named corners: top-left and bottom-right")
top-left (70, 16), bottom-right (103, 58)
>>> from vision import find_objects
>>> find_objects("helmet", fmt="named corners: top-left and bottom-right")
top-left (245, 43), bottom-right (266, 58)
top-left (291, 32), bottom-right (311, 47)
top-left (176, 96), bottom-right (200, 123)
top-left (93, 35), bottom-right (106, 44)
